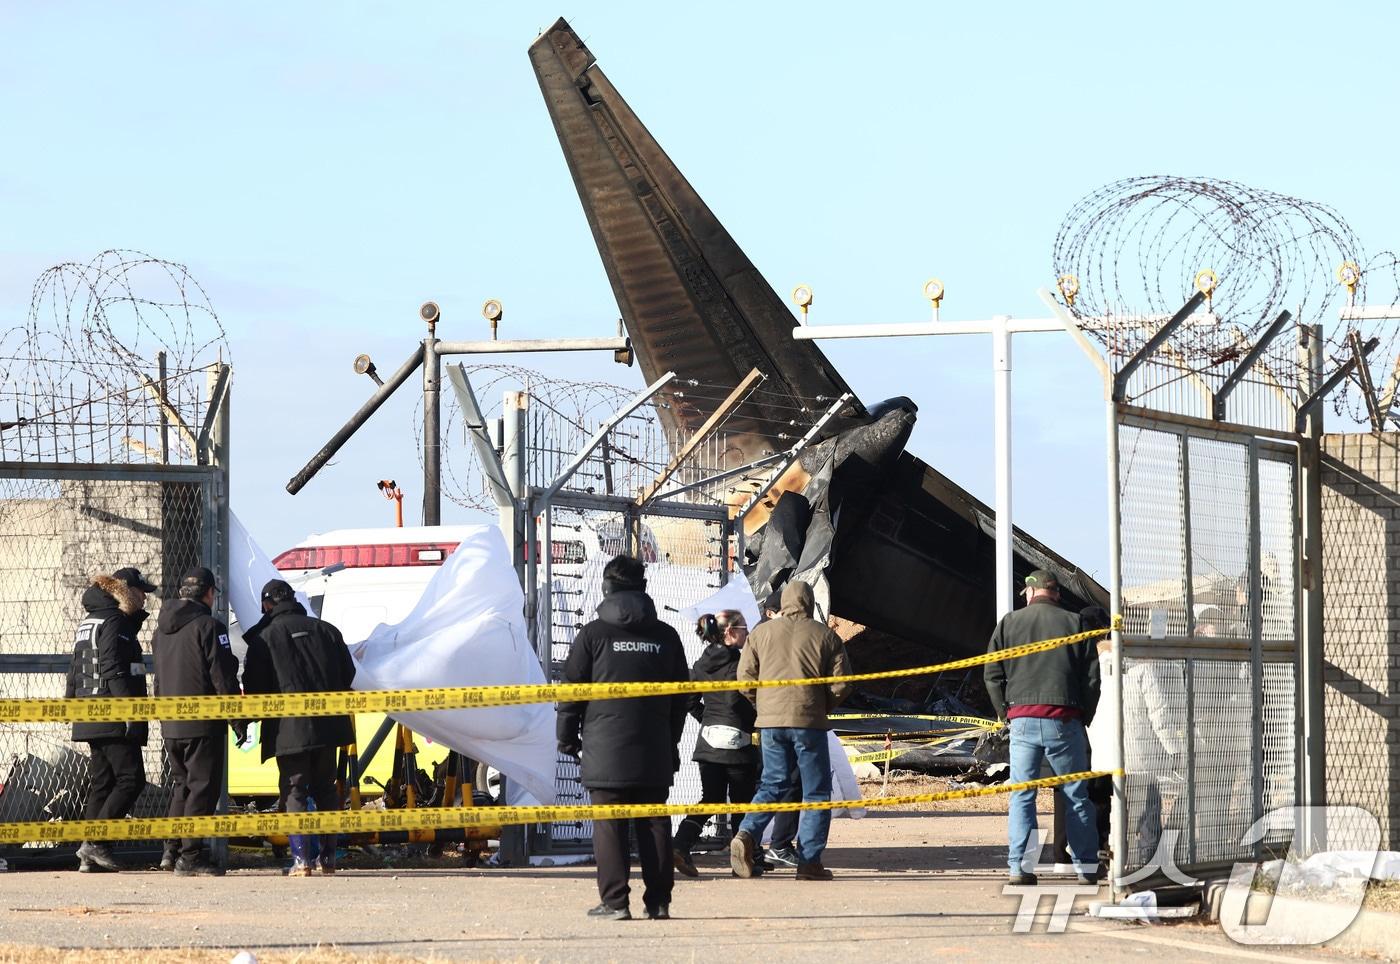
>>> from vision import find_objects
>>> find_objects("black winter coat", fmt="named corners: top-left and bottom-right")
top-left (688, 642), bottom-right (759, 766)
top-left (152, 597), bottom-right (241, 739)
top-left (66, 575), bottom-right (150, 744)
top-left (984, 599), bottom-right (1101, 722)
top-left (556, 590), bottom-right (689, 790)
top-left (241, 600), bottom-right (356, 760)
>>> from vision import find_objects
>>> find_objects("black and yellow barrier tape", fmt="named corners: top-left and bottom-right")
top-left (0, 770), bottom-right (1119, 844)
top-left (0, 620), bottom-right (1117, 724)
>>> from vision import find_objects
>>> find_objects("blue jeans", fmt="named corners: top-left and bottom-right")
top-left (1007, 716), bottom-right (1097, 875)
top-left (738, 727), bottom-right (832, 864)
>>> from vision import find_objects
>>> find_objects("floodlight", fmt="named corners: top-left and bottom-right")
top-left (1194, 269), bottom-right (1218, 299)
top-left (1057, 274), bottom-right (1079, 307)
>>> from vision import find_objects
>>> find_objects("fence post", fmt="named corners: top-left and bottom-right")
top-left (1297, 323), bottom-right (1327, 852)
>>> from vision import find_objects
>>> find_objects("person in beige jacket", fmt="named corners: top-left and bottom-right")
top-left (729, 580), bottom-right (852, 881)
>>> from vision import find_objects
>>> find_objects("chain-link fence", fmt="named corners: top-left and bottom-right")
top-left (1116, 414), bottom-right (1299, 880)
top-left (0, 462), bottom-right (225, 864)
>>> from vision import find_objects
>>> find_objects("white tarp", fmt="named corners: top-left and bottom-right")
top-left (679, 578), bottom-right (762, 633)
top-left (227, 518), bottom-right (557, 805)
top-left (227, 512), bottom-right (313, 650)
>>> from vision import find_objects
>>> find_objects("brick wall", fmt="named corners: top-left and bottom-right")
top-left (1320, 432), bottom-right (1400, 849)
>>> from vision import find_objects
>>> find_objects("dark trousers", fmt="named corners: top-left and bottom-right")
top-left (673, 760), bottom-right (759, 853)
top-left (1052, 753), bottom-right (1112, 863)
top-left (84, 739), bottom-right (146, 843)
top-left (278, 747), bottom-right (341, 862)
top-left (589, 786), bottom-right (672, 911)
top-left (164, 735), bottom-right (225, 859)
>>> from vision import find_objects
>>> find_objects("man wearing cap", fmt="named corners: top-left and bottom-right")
top-left (242, 578), bottom-right (356, 876)
top-left (984, 569), bottom-right (1101, 886)
top-left (65, 566), bottom-right (156, 872)
top-left (152, 566), bottom-right (243, 876)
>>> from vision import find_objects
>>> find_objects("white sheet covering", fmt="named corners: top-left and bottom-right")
top-left (228, 518), bottom-right (557, 805)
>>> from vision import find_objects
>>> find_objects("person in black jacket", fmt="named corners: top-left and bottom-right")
top-left (671, 610), bottom-right (760, 877)
top-left (242, 578), bottom-right (356, 876)
top-left (152, 565), bottom-right (243, 877)
top-left (66, 567), bottom-right (156, 873)
top-left (557, 555), bottom-right (689, 922)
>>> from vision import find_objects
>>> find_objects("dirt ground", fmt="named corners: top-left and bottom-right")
top-left (0, 775), bottom-right (1391, 963)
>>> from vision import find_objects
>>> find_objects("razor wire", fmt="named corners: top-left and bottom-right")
top-left (0, 250), bottom-right (230, 483)
top-left (1053, 176), bottom-right (1400, 423)
top-left (419, 366), bottom-right (829, 512)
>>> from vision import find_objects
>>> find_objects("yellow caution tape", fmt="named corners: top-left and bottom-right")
top-left (0, 619), bottom-right (1118, 724)
top-left (0, 770), bottom-right (1119, 844)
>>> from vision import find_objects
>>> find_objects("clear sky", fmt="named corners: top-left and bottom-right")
top-left (3, 1), bottom-right (1398, 581)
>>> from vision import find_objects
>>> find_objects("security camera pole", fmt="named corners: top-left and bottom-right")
top-left (287, 300), bottom-right (632, 526)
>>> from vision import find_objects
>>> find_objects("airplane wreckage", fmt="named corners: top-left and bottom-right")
top-left (528, 19), bottom-right (1106, 668)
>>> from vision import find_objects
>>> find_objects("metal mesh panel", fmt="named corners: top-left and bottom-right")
top-left (1187, 436), bottom-right (1252, 639)
top-left (1190, 659), bottom-right (1257, 864)
top-left (0, 472), bottom-right (217, 857)
top-left (1261, 662), bottom-right (1297, 842)
top-left (1257, 459), bottom-right (1298, 642)
top-left (1119, 425), bottom-right (1187, 637)
top-left (1121, 656), bottom-right (1189, 872)
top-left (533, 499), bottom-right (731, 854)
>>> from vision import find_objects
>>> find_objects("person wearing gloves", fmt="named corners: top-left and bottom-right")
top-left (730, 579), bottom-right (852, 882)
top-left (241, 578), bottom-right (357, 877)
top-left (556, 555), bottom-right (690, 922)
top-left (66, 566), bottom-right (157, 873)
top-left (151, 566), bottom-right (244, 877)
top-left (671, 610), bottom-right (761, 878)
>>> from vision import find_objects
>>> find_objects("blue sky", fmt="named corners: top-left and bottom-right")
top-left (3, 1), bottom-right (1398, 580)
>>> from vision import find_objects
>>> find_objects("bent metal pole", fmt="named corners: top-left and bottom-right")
top-left (286, 344), bottom-right (426, 495)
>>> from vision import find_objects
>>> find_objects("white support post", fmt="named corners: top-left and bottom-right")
top-left (992, 315), bottom-right (1014, 618)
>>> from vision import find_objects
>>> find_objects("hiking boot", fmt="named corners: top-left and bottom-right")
top-left (317, 858), bottom-right (337, 877)
top-left (795, 861), bottom-right (833, 881)
top-left (645, 904), bottom-right (670, 920)
top-left (729, 830), bottom-right (757, 879)
top-left (173, 856), bottom-right (225, 877)
top-left (586, 902), bottom-right (631, 921)
top-left (76, 842), bottom-right (120, 873)
top-left (766, 845), bottom-right (799, 868)
top-left (1007, 871), bottom-right (1038, 886)
top-left (672, 848), bottom-right (698, 878)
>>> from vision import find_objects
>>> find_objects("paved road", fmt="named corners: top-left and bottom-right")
top-left (0, 809), bottom-right (1354, 962)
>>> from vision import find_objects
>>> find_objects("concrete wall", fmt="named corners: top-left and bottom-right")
top-left (1320, 432), bottom-right (1400, 849)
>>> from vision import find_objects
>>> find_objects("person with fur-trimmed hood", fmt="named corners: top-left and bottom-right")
top-left (65, 566), bottom-right (157, 873)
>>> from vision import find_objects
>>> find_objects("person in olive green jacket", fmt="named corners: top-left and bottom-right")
top-left (729, 580), bottom-right (851, 881)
